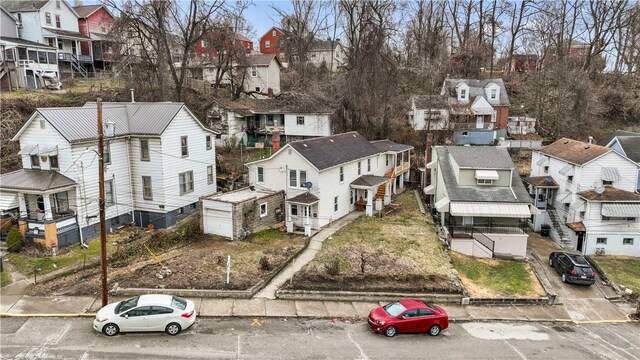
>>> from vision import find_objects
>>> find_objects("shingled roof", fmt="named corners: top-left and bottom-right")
top-left (443, 78), bottom-right (510, 107)
top-left (538, 138), bottom-right (611, 165)
top-left (288, 132), bottom-right (384, 171)
top-left (412, 95), bottom-right (448, 109)
top-left (73, 4), bottom-right (102, 18)
top-left (0, 0), bottom-right (48, 12)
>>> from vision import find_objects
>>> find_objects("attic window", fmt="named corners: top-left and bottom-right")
top-left (40, 119), bottom-right (45, 129)
top-left (490, 89), bottom-right (497, 99)
top-left (460, 89), bottom-right (467, 99)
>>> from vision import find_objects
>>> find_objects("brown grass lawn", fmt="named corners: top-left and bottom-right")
top-left (287, 191), bottom-right (461, 293)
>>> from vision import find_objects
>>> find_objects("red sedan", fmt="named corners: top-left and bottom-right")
top-left (368, 299), bottom-right (448, 337)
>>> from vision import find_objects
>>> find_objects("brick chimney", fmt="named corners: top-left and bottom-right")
top-left (272, 129), bottom-right (280, 153)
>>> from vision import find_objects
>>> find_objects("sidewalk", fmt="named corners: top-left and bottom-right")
top-left (0, 294), bottom-right (634, 323)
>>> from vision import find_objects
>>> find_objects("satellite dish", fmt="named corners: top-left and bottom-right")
top-left (595, 186), bottom-right (605, 195)
top-left (304, 182), bottom-right (313, 190)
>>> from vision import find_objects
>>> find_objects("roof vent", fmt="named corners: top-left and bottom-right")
top-left (563, 140), bottom-right (569, 144)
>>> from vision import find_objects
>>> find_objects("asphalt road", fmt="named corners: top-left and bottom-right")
top-left (1, 317), bottom-right (639, 359)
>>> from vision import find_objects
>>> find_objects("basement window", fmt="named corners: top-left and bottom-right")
top-left (260, 203), bottom-right (268, 217)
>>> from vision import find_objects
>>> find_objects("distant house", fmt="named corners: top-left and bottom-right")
top-left (440, 78), bottom-right (511, 145)
top-left (206, 96), bottom-right (333, 147)
top-left (193, 28), bottom-right (253, 61)
top-left (258, 26), bottom-right (287, 65)
top-left (307, 39), bottom-right (346, 72)
top-left (408, 95), bottom-right (449, 131)
top-left (526, 138), bottom-right (639, 256)
top-left (510, 54), bottom-right (538, 72)
top-left (427, 146), bottom-right (533, 259)
top-left (0, 102), bottom-right (217, 249)
top-left (542, 40), bottom-right (605, 70)
top-left (1, 0), bottom-right (93, 77)
top-left (602, 130), bottom-right (640, 193)
top-left (507, 116), bottom-right (537, 135)
top-left (73, 4), bottom-right (116, 72)
top-left (246, 132), bottom-right (413, 235)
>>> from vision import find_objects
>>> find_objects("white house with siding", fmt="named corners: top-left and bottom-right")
top-left (526, 138), bottom-right (640, 256)
top-left (0, 102), bottom-right (217, 249)
top-left (245, 132), bottom-right (412, 236)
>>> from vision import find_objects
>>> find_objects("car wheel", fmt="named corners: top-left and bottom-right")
top-left (102, 323), bottom-right (119, 337)
top-left (428, 325), bottom-right (441, 336)
top-left (166, 322), bottom-right (181, 336)
top-left (384, 326), bottom-right (398, 337)
top-left (561, 273), bottom-right (567, 283)
top-left (549, 258), bottom-right (554, 267)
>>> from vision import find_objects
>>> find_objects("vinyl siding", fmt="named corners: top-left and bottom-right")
top-left (583, 202), bottom-right (640, 256)
top-left (15, 12), bottom-right (44, 43)
top-left (283, 114), bottom-right (331, 137)
top-left (1, 10), bottom-right (18, 37)
top-left (18, 114), bottom-right (72, 171)
top-left (128, 137), bottom-right (165, 212)
top-left (40, 0), bottom-right (81, 33)
top-left (160, 108), bottom-right (216, 211)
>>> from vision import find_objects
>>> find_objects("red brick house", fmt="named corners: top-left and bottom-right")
top-left (73, 4), bottom-right (116, 71)
top-left (510, 54), bottom-right (538, 72)
top-left (192, 28), bottom-right (253, 62)
top-left (258, 26), bottom-right (287, 64)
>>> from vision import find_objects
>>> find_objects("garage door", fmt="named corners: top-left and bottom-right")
top-left (203, 208), bottom-right (233, 238)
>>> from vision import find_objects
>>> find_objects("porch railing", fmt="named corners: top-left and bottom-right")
top-left (26, 211), bottom-right (76, 222)
top-left (447, 224), bottom-right (527, 237)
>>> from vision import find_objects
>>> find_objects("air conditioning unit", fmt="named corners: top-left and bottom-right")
top-left (596, 248), bottom-right (605, 255)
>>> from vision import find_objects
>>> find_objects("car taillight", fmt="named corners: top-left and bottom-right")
top-left (569, 269), bottom-right (577, 275)
top-left (181, 311), bottom-right (194, 318)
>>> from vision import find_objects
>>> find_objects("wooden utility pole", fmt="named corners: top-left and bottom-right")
top-left (97, 97), bottom-right (108, 307)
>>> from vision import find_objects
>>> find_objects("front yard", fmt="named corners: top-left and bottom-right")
top-left (286, 191), bottom-right (461, 293)
top-left (591, 256), bottom-right (640, 295)
top-left (450, 253), bottom-right (545, 297)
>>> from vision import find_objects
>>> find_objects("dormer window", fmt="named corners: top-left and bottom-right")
top-left (490, 88), bottom-right (497, 100)
top-left (460, 89), bottom-right (466, 99)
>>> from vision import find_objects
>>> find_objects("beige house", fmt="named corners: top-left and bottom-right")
top-left (307, 39), bottom-right (347, 72)
top-left (244, 54), bottom-right (282, 96)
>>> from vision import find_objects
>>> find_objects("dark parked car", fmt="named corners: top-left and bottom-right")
top-left (548, 251), bottom-right (596, 285)
top-left (368, 299), bottom-right (448, 337)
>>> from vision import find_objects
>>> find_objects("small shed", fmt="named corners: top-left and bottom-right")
top-left (201, 188), bottom-right (285, 240)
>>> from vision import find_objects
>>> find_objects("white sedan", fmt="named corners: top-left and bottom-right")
top-left (93, 294), bottom-right (196, 336)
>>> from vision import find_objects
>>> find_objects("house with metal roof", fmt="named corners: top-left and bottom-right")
top-left (527, 138), bottom-right (640, 256)
top-left (243, 132), bottom-right (412, 236)
top-left (603, 130), bottom-right (640, 192)
top-left (438, 78), bottom-right (511, 145)
top-left (0, 102), bottom-right (217, 249)
top-left (427, 146), bottom-right (533, 258)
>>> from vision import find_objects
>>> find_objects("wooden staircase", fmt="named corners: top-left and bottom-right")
top-left (376, 170), bottom-right (395, 200)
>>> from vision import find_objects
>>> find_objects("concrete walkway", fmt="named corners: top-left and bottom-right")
top-left (255, 212), bottom-right (363, 299)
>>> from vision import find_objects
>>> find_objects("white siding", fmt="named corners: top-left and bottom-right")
top-left (160, 108), bottom-right (216, 211)
top-left (40, 0), bottom-right (80, 33)
top-left (283, 114), bottom-right (331, 137)
top-left (1, 10), bottom-right (18, 37)
top-left (18, 114), bottom-right (72, 171)
top-left (128, 137), bottom-right (165, 212)
top-left (15, 12), bottom-right (44, 44)
top-left (244, 60), bottom-right (281, 96)
top-left (582, 202), bottom-right (640, 256)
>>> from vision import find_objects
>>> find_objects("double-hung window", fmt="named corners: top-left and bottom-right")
top-left (142, 176), bottom-right (153, 200)
top-left (30, 155), bottom-right (40, 168)
top-left (105, 180), bottom-right (114, 205)
top-left (357, 161), bottom-right (361, 175)
top-left (257, 166), bottom-right (264, 182)
top-left (334, 196), bottom-right (338, 212)
top-left (180, 136), bottom-right (188, 157)
top-left (206, 135), bottom-right (212, 150)
top-left (140, 139), bottom-right (150, 161)
top-left (296, 116), bottom-right (304, 125)
top-left (367, 158), bottom-right (371, 172)
top-left (49, 155), bottom-right (59, 169)
top-left (339, 166), bottom-right (344, 182)
top-left (103, 143), bottom-right (111, 164)
top-left (289, 169), bottom-right (307, 188)
top-left (207, 166), bottom-right (214, 185)
top-left (179, 171), bottom-right (194, 195)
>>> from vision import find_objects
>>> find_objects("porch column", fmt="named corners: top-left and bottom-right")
top-left (43, 194), bottom-right (53, 220)
top-left (384, 182), bottom-right (391, 205)
top-left (304, 206), bottom-right (311, 237)
top-left (365, 190), bottom-right (373, 216)
top-left (286, 203), bottom-right (293, 233)
top-left (18, 193), bottom-right (27, 218)
top-left (534, 188), bottom-right (539, 208)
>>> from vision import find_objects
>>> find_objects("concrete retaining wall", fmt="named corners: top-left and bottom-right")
top-left (466, 297), bottom-right (550, 305)
top-left (276, 289), bottom-right (464, 303)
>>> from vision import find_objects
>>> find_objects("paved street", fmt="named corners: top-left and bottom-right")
top-left (1, 317), bottom-right (639, 359)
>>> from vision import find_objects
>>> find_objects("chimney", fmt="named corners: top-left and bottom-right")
top-left (74, 0), bottom-right (83, 6)
top-left (130, 88), bottom-right (135, 103)
top-left (588, 136), bottom-right (594, 144)
top-left (272, 129), bottom-right (280, 153)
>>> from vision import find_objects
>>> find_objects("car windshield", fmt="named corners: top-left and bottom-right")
top-left (115, 296), bottom-right (139, 314)
top-left (383, 302), bottom-right (407, 317)
top-left (171, 296), bottom-right (187, 310)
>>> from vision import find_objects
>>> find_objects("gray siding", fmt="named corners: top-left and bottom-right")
top-left (455, 130), bottom-right (495, 145)
top-left (1, 10), bottom-right (18, 37)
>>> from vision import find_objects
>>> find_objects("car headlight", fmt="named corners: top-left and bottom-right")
top-left (376, 320), bottom-right (385, 326)
top-left (96, 316), bottom-right (108, 322)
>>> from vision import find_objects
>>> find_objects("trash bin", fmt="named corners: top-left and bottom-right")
top-left (540, 224), bottom-right (551, 237)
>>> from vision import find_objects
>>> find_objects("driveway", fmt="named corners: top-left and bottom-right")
top-left (527, 231), bottom-right (607, 301)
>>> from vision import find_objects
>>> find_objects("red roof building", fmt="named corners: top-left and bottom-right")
top-left (258, 26), bottom-right (287, 64)
top-left (192, 28), bottom-right (253, 61)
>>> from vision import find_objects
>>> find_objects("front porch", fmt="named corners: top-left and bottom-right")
top-left (350, 175), bottom-right (393, 216)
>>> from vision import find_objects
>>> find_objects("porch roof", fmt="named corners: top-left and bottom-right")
top-left (43, 28), bottom-right (91, 40)
top-left (350, 175), bottom-right (390, 188)
top-left (524, 175), bottom-right (559, 188)
top-left (567, 221), bottom-right (586, 232)
top-left (450, 202), bottom-right (531, 218)
top-left (287, 192), bottom-right (319, 205)
top-left (0, 192), bottom-right (19, 211)
top-left (0, 169), bottom-right (76, 192)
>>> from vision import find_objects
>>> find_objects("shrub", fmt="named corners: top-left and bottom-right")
top-left (6, 227), bottom-right (22, 253)
top-left (324, 258), bottom-right (340, 276)
top-left (259, 256), bottom-right (272, 271)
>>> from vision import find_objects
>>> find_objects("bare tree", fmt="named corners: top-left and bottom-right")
top-left (506, 0), bottom-right (533, 74)
top-left (581, 0), bottom-right (629, 73)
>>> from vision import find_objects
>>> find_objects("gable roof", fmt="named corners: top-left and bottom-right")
top-left (614, 135), bottom-right (640, 163)
top-left (435, 146), bottom-right (531, 203)
top-left (13, 102), bottom-right (216, 143)
top-left (0, 169), bottom-right (76, 192)
top-left (211, 95), bottom-right (334, 115)
top-left (538, 138), bottom-right (611, 165)
top-left (73, 4), bottom-right (112, 19)
top-left (442, 78), bottom-right (510, 107)
top-left (0, 0), bottom-right (48, 12)
top-left (259, 26), bottom-right (284, 41)
top-left (248, 53), bottom-right (281, 67)
top-left (370, 140), bottom-right (413, 153)
top-left (0, 5), bottom-right (18, 21)
top-left (412, 95), bottom-right (448, 109)
top-left (309, 39), bottom-right (342, 52)
top-left (600, 130), bottom-right (640, 146)
top-left (288, 132), bottom-right (384, 171)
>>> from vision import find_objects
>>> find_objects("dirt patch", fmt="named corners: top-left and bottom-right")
top-left (27, 230), bottom-right (306, 296)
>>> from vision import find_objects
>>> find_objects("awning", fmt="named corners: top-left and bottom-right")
top-left (475, 169), bottom-right (499, 180)
top-left (559, 164), bottom-right (574, 176)
top-left (38, 145), bottom-right (58, 156)
top-left (0, 192), bottom-right (19, 211)
top-left (529, 205), bottom-right (542, 215)
top-left (450, 202), bottom-right (531, 218)
top-left (567, 221), bottom-right (586, 232)
top-left (434, 197), bottom-right (450, 212)
top-left (570, 201), bottom-right (585, 211)
top-left (18, 144), bottom-right (38, 155)
top-left (557, 191), bottom-right (572, 203)
top-left (601, 167), bottom-right (620, 182)
top-left (601, 203), bottom-right (640, 217)
top-left (536, 156), bottom-right (549, 166)
top-left (423, 184), bottom-right (435, 195)
top-left (287, 192), bottom-right (319, 205)
top-left (426, 160), bottom-right (436, 169)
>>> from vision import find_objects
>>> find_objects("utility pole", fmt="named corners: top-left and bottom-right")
top-left (97, 97), bottom-right (108, 307)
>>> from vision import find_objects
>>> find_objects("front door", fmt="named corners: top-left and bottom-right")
top-left (71, 41), bottom-right (77, 55)
top-left (577, 234), bottom-right (585, 253)
top-left (476, 116), bottom-right (484, 129)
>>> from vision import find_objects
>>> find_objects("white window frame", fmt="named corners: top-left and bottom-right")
top-left (596, 237), bottom-right (607, 245)
top-left (272, 30), bottom-right (276, 36)
top-left (257, 166), bottom-right (264, 183)
top-left (460, 88), bottom-right (466, 99)
top-left (207, 165), bottom-right (214, 185)
top-left (490, 88), bottom-right (497, 99)
top-left (30, 155), bottom-right (40, 168)
top-left (339, 166), bottom-right (344, 183)
top-left (56, 0), bottom-right (61, 9)
top-left (181, 136), bottom-right (188, 157)
top-left (179, 171), bottom-right (194, 195)
top-left (45, 12), bottom-right (52, 25)
top-left (140, 139), bottom-right (150, 161)
top-left (358, 161), bottom-right (361, 175)
top-left (142, 176), bottom-right (153, 200)
top-left (251, 66), bottom-right (258, 77)
top-left (49, 155), bottom-right (59, 169)
top-left (265, 40), bottom-right (271, 48)
top-left (260, 203), bottom-right (268, 217)
top-left (289, 169), bottom-right (307, 188)
top-left (105, 179), bottom-right (114, 205)
top-left (622, 238), bottom-right (634, 245)
top-left (476, 179), bottom-right (493, 185)
top-left (206, 135), bottom-right (212, 150)
top-left (296, 116), bottom-right (304, 125)
top-left (290, 204), bottom-right (298, 216)
top-left (367, 158), bottom-right (371, 172)
top-left (334, 196), bottom-right (338, 212)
